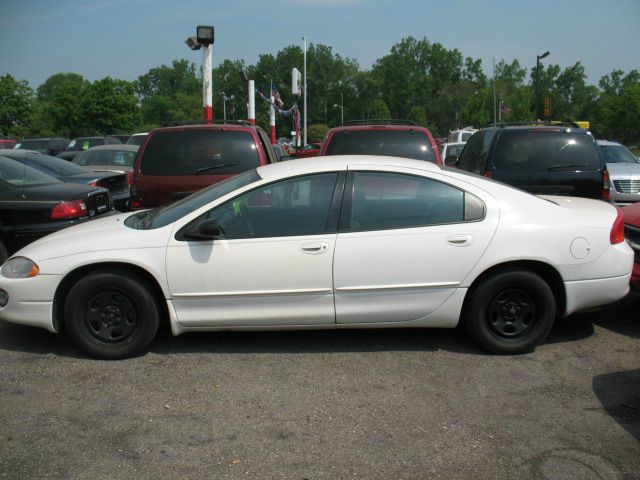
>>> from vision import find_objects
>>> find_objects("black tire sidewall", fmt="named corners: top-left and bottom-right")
top-left (64, 270), bottom-right (159, 359)
top-left (464, 269), bottom-right (556, 354)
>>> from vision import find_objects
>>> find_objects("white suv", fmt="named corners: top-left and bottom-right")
top-left (447, 127), bottom-right (477, 144)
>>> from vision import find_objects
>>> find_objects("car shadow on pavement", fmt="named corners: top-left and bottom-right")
top-left (0, 291), bottom-right (636, 359)
top-left (593, 369), bottom-right (640, 442)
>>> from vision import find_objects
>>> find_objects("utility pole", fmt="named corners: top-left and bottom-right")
top-left (303, 36), bottom-right (307, 146)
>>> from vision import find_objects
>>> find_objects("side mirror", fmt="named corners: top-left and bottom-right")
top-left (182, 218), bottom-right (221, 240)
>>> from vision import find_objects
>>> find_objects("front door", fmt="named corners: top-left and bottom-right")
top-left (166, 172), bottom-right (342, 328)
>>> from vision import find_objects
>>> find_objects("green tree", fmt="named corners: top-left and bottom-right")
top-left (0, 74), bottom-right (33, 137)
top-left (594, 70), bottom-right (640, 144)
top-left (307, 123), bottom-right (329, 143)
top-left (81, 77), bottom-right (141, 134)
top-left (369, 99), bottom-right (391, 119)
top-left (35, 73), bottom-right (87, 137)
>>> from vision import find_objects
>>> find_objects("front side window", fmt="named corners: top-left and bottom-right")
top-left (457, 130), bottom-right (495, 174)
top-left (345, 172), bottom-right (467, 231)
top-left (140, 130), bottom-right (260, 176)
top-left (196, 173), bottom-right (338, 239)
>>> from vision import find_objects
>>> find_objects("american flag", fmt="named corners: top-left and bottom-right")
top-left (271, 83), bottom-right (284, 108)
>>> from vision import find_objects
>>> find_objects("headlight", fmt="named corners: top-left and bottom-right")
top-left (1, 257), bottom-right (40, 278)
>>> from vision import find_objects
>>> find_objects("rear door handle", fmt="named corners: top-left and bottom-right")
top-left (301, 242), bottom-right (329, 254)
top-left (447, 234), bottom-right (473, 246)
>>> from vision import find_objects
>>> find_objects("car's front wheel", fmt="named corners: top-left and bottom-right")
top-left (64, 269), bottom-right (160, 359)
top-left (463, 268), bottom-right (556, 354)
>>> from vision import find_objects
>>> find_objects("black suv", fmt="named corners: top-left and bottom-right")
top-left (456, 124), bottom-right (608, 199)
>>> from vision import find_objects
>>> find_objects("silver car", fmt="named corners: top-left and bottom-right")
top-left (598, 140), bottom-right (640, 205)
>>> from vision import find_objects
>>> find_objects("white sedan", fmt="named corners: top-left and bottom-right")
top-left (0, 156), bottom-right (633, 359)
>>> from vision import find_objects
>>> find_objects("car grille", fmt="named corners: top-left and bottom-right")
top-left (613, 179), bottom-right (640, 194)
top-left (625, 223), bottom-right (640, 262)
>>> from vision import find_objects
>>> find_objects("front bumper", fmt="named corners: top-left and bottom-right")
top-left (0, 273), bottom-right (62, 332)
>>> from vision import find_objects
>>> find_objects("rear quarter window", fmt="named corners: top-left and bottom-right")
top-left (140, 130), bottom-right (261, 175)
top-left (493, 131), bottom-right (601, 172)
top-left (457, 130), bottom-right (495, 174)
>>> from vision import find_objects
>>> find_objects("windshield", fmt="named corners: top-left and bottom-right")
top-left (599, 144), bottom-right (639, 164)
top-left (14, 139), bottom-right (50, 153)
top-left (74, 149), bottom-right (137, 167)
top-left (124, 169), bottom-right (261, 230)
top-left (325, 129), bottom-right (437, 162)
top-left (0, 156), bottom-right (59, 187)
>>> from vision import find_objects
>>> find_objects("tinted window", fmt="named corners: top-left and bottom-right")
top-left (325, 130), bottom-right (437, 163)
top-left (15, 139), bottom-right (50, 153)
top-left (74, 149), bottom-right (137, 167)
top-left (599, 144), bottom-right (639, 164)
top-left (493, 131), bottom-right (601, 172)
top-left (66, 138), bottom-right (105, 151)
top-left (203, 173), bottom-right (338, 238)
top-left (457, 130), bottom-right (495, 174)
top-left (141, 130), bottom-right (261, 175)
top-left (347, 172), bottom-right (464, 231)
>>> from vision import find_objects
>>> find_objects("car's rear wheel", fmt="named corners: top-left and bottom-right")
top-left (64, 269), bottom-right (159, 359)
top-left (463, 269), bottom-right (556, 354)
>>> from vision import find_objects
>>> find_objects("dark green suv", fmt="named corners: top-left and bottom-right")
top-left (456, 125), bottom-right (608, 200)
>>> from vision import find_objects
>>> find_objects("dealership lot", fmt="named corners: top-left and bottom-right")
top-left (0, 292), bottom-right (638, 479)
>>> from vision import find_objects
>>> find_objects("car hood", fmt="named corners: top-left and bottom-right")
top-left (15, 211), bottom-right (173, 262)
top-left (606, 162), bottom-right (640, 178)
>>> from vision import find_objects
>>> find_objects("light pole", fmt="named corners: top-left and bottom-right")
top-left (222, 92), bottom-right (234, 121)
top-left (185, 25), bottom-right (215, 123)
top-left (535, 50), bottom-right (550, 120)
top-left (333, 92), bottom-right (344, 125)
top-left (302, 36), bottom-right (307, 146)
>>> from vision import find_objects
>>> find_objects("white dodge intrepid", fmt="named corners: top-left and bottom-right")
top-left (0, 156), bottom-right (633, 358)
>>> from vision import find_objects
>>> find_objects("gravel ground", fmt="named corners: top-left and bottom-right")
top-left (0, 292), bottom-right (638, 480)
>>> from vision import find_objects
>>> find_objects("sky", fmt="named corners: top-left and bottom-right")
top-left (1, 0), bottom-right (639, 90)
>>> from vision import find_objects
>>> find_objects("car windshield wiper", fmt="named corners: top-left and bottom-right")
top-left (547, 163), bottom-right (587, 171)
top-left (196, 163), bottom-right (237, 174)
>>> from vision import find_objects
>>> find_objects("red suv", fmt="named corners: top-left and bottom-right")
top-left (319, 120), bottom-right (443, 165)
top-left (131, 121), bottom-right (278, 209)
top-left (0, 138), bottom-right (16, 149)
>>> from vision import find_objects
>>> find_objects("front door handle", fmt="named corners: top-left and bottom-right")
top-left (301, 242), bottom-right (329, 254)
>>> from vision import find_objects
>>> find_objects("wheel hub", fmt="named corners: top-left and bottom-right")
top-left (85, 290), bottom-right (137, 343)
top-left (488, 288), bottom-right (537, 339)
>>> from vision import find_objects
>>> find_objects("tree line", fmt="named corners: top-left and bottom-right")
top-left (1, 36), bottom-right (639, 144)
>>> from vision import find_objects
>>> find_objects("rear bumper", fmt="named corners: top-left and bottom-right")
top-left (564, 274), bottom-right (630, 316)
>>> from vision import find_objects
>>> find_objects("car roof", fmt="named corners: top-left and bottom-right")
top-left (328, 124), bottom-right (431, 133)
top-left (256, 155), bottom-right (442, 180)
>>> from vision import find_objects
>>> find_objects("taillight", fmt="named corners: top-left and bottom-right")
top-left (602, 170), bottom-right (610, 201)
top-left (483, 170), bottom-right (493, 179)
top-left (610, 206), bottom-right (625, 244)
top-left (126, 171), bottom-right (134, 185)
top-left (51, 199), bottom-right (87, 219)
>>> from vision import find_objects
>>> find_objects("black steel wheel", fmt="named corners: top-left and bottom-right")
top-left (464, 268), bottom-right (556, 354)
top-left (64, 269), bottom-right (160, 359)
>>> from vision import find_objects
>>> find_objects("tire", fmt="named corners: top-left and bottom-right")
top-left (463, 269), bottom-right (556, 354)
top-left (0, 240), bottom-right (7, 265)
top-left (64, 270), bottom-right (160, 359)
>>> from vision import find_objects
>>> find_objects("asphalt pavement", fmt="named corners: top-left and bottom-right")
top-left (0, 292), bottom-right (638, 480)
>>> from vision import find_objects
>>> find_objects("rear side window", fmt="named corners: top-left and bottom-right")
top-left (141, 130), bottom-right (260, 175)
top-left (493, 131), bottom-right (601, 172)
top-left (457, 130), bottom-right (495, 174)
top-left (325, 130), bottom-right (436, 163)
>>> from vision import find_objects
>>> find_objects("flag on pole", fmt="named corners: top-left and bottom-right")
top-left (271, 83), bottom-right (284, 108)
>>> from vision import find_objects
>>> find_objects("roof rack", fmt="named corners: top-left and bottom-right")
top-left (341, 119), bottom-right (417, 127)
top-left (494, 121), bottom-right (587, 129)
top-left (160, 119), bottom-right (253, 128)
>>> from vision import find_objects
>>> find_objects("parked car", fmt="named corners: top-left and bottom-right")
top-left (272, 143), bottom-right (294, 161)
top-left (0, 156), bottom-right (632, 359)
top-left (72, 144), bottom-right (139, 185)
top-left (597, 140), bottom-right (640, 205)
top-left (126, 132), bottom-right (148, 146)
top-left (57, 136), bottom-right (123, 161)
top-left (447, 127), bottom-right (477, 144)
top-left (0, 155), bottom-right (113, 263)
top-left (0, 138), bottom-right (16, 149)
top-left (440, 141), bottom-right (466, 166)
top-left (111, 134), bottom-right (130, 144)
top-left (131, 120), bottom-right (278, 209)
top-left (319, 120), bottom-right (443, 165)
top-left (13, 137), bottom-right (70, 156)
top-left (293, 142), bottom-right (322, 158)
top-left (4, 150), bottom-right (130, 211)
top-left (623, 201), bottom-right (640, 291)
top-left (456, 125), bottom-right (608, 199)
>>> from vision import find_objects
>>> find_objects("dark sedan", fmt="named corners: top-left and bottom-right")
top-left (0, 156), bottom-right (113, 263)
top-left (4, 150), bottom-right (130, 211)
top-left (57, 136), bottom-right (122, 161)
